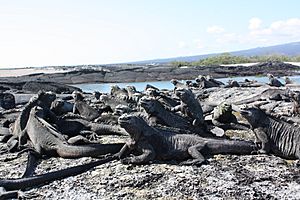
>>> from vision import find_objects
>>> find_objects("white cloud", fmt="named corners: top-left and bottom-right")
top-left (248, 17), bottom-right (262, 30)
top-left (206, 25), bottom-right (224, 34)
top-left (270, 18), bottom-right (300, 33)
top-left (209, 17), bottom-right (300, 48)
top-left (250, 28), bottom-right (272, 36)
top-left (250, 18), bottom-right (300, 40)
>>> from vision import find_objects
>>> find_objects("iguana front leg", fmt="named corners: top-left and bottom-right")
top-left (0, 187), bottom-right (32, 200)
top-left (180, 143), bottom-right (206, 166)
top-left (121, 141), bottom-right (156, 164)
top-left (253, 127), bottom-right (270, 154)
top-left (22, 150), bottom-right (41, 178)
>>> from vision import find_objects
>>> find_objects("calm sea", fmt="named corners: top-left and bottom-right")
top-left (72, 75), bottom-right (300, 93)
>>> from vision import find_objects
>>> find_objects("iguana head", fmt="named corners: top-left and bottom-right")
top-left (111, 85), bottom-right (128, 96)
top-left (218, 102), bottom-right (232, 114)
top-left (145, 88), bottom-right (160, 98)
top-left (115, 104), bottom-right (132, 115)
top-left (175, 88), bottom-right (194, 103)
top-left (50, 99), bottom-right (64, 115)
top-left (31, 106), bottom-right (46, 118)
top-left (170, 79), bottom-right (179, 86)
top-left (37, 91), bottom-right (56, 108)
top-left (72, 91), bottom-right (84, 101)
top-left (126, 85), bottom-right (137, 93)
top-left (240, 106), bottom-right (266, 128)
top-left (93, 91), bottom-right (101, 100)
top-left (139, 96), bottom-right (161, 114)
top-left (118, 113), bottom-right (148, 140)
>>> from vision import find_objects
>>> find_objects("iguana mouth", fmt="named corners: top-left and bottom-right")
top-left (139, 98), bottom-right (151, 107)
top-left (118, 115), bottom-right (130, 125)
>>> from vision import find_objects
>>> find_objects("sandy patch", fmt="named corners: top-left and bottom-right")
top-left (0, 67), bottom-right (71, 77)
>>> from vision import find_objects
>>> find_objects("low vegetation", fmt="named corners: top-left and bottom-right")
top-left (171, 53), bottom-right (300, 67)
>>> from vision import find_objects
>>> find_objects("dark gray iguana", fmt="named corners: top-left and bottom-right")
top-left (117, 113), bottom-right (255, 165)
top-left (173, 88), bottom-right (205, 126)
top-left (267, 74), bottom-right (284, 87)
top-left (240, 107), bottom-right (300, 159)
top-left (10, 91), bottom-right (56, 137)
top-left (139, 97), bottom-right (212, 137)
top-left (0, 155), bottom-right (117, 198)
top-left (22, 106), bottom-right (124, 158)
top-left (7, 91), bottom-right (57, 151)
top-left (211, 102), bottom-right (249, 131)
top-left (72, 91), bottom-right (101, 121)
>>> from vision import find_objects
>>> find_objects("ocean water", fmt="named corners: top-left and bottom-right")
top-left (72, 75), bottom-right (300, 93)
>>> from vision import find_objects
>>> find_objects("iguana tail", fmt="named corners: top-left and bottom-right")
top-left (56, 143), bottom-right (124, 158)
top-left (0, 155), bottom-right (116, 191)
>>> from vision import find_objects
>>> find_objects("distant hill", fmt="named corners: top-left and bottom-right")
top-left (130, 41), bottom-right (300, 64)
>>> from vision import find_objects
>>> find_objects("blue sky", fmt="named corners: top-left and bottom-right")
top-left (0, 0), bottom-right (300, 68)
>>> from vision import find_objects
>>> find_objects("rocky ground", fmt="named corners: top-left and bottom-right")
top-left (0, 61), bottom-right (300, 84)
top-left (1, 85), bottom-right (300, 199)
top-left (1, 142), bottom-right (299, 199)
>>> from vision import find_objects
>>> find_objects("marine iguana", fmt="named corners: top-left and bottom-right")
top-left (284, 76), bottom-right (294, 85)
top-left (139, 97), bottom-right (211, 137)
top-left (8, 91), bottom-right (57, 151)
top-left (72, 91), bottom-right (101, 121)
top-left (126, 85), bottom-right (143, 102)
top-left (0, 92), bottom-right (15, 110)
top-left (145, 88), bottom-right (179, 108)
top-left (22, 106), bottom-right (124, 158)
top-left (56, 115), bottom-right (127, 137)
top-left (110, 85), bottom-right (128, 101)
top-left (173, 88), bottom-right (204, 126)
top-left (224, 80), bottom-right (240, 88)
top-left (0, 155), bottom-right (117, 196)
top-left (118, 113), bottom-right (255, 165)
top-left (240, 107), bottom-right (300, 159)
top-left (288, 91), bottom-right (300, 116)
top-left (267, 74), bottom-right (284, 87)
top-left (206, 75), bottom-right (224, 86)
top-left (211, 102), bottom-right (249, 131)
top-left (195, 76), bottom-right (221, 88)
top-left (170, 79), bottom-right (188, 90)
top-left (50, 99), bottom-right (73, 116)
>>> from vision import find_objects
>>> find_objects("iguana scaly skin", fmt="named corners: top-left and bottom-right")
top-left (118, 113), bottom-right (255, 165)
top-left (10, 91), bottom-right (56, 137)
top-left (240, 107), bottom-right (300, 159)
top-left (50, 99), bottom-right (73, 116)
top-left (139, 97), bottom-right (212, 137)
top-left (8, 91), bottom-right (56, 149)
top-left (56, 116), bottom-right (127, 137)
top-left (72, 92), bottom-right (101, 121)
top-left (173, 88), bottom-right (204, 126)
top-left (24, 106), bottom-right (124, 158)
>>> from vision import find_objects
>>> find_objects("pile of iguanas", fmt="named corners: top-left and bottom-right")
top-left (0, 75), bottom-right (299, 198)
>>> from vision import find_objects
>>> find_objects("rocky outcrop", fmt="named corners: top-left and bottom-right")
top-left (0, 81), bottom-right (81, 94)
top-left (0, 62), bottom-right (299, 84)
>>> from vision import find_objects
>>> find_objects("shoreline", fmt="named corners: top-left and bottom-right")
top-left (0, 61), bottom-right (300, 84)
